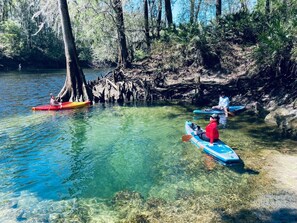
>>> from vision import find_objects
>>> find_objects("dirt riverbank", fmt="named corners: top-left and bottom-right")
top-left (251, 151), bottom-right (297, 222)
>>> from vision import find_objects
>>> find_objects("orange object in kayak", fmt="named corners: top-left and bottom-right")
top-left (32, 101), bottom-right (91, 111)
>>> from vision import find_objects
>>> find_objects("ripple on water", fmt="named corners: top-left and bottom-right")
top-left (0, 104), bottom-right (296, 222)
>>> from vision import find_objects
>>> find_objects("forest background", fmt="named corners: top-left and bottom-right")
top-left (0, 0), bottom-right (296, 137)
top-left (1, 0), bottom-right (295, 70)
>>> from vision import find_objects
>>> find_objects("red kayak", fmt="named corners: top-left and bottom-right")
top-left (32, 101), bottom-right (91, 111)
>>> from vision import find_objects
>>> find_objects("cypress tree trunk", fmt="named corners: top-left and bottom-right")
top-left (190, 0), bottom-right (195, 24)
top-left (112, 0), bottom-right (130, 68)
top-left (57, 0), bottom-right (92, 102)
top-left (144, 0), bottom-right (150, 51)
top-left (156, 0), bottom-right (162, 38)
top-left (216, 0), bottom-right (222, 20)
top-left (164, 0), bottom-right (173, 26)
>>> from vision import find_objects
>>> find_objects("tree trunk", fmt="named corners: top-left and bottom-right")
top-left (194, 0), bottom-right (203, 23)
top-left (216, 0), bottom-right (221, 20)
top-left (190, 0), bottom-right (195, 24)
top-left (156, 0), bottom-right (162, 38)
top-left (144, 0), bottom-right (150, 51)
top-left (265, 0), bottom-right (270, 14)
top-left (57, 0), bottom-right (92, 102)
top-left (112, 0), bottom-right (130, 68)
top-left (164, 0), bottom-right (173, 26)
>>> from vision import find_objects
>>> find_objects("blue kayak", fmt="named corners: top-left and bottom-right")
top-left (193, 105), bottom-right (245, 115)
top-left (185, 121), bottom-right (240, 165)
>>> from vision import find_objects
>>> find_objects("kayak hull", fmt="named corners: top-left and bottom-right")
top-left (193, 105), bottom-right (245, 115)
top-left (185, 121), bottom-right (240, 165)
top-left (32, 101), bottom-right (91, 111)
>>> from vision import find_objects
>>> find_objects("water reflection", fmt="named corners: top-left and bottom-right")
top-left (219, 114), bottom-right (227, 128)
top-left (0, 69), bottom-right (110, 119)
top-left (0, 71), bottom-right (295, 222)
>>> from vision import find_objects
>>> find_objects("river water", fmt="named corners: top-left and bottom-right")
top-left (0, 69), bottom-right (296, 222)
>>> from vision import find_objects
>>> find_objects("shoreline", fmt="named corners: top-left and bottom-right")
top-left (266, 152), bottom-right (297, 194)
top-left (251, 151), bottom-right (297, 222)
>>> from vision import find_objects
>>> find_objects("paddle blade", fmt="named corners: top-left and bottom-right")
top-left (228, 111), bottom-right (235, 117)
top-left (182, 135), bottom-right (192, 142)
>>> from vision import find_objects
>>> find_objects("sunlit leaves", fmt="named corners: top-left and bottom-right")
top-left (0, 0), bottom-right (64, 61)
top-left (254, 0), bottom-right (297, 67)
top-left (0, 20), bottom-right (23, 57)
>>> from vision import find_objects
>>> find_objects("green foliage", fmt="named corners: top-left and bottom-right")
top-left (160, 24), bottom-right (203, 44)
top-left (0, 20), bottom-right (24, 57)
top-left (155, 0), bottom-right (296, 73)
top-left (254, 1), bottom-right (297, 67)
top-left (158, 23), bottom-right (221, 69)
top-left (1, 0), bottom-right (295, 71)
top-left (69, 1), bottom-right (117, 65)
top-left (68, 0), bottom-right (146, 66)
top-left (0, 1), bottom-right (65, 67)
top-left (134, 49), bottom-right (148, 61)
top-left (217, 11), bottom-right (260, 44)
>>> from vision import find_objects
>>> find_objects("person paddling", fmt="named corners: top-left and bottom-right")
top-left (50, 94), bottom-right (61, 106)
top-left (195, 114), bottom-right (220, 146)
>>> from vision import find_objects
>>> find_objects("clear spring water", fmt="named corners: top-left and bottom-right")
top-left (0, 70), bottom-right (296, 222)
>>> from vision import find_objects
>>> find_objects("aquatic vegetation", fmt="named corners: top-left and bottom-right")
top-left (0, 105), bottom-right (296, 222)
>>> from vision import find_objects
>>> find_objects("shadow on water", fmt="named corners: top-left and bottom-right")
top-left (202, 154), bottom-right (259, 175)
top-left (218, 208), bottom-right (297, 223)
top-left (229, 113), bottom-right (289, 141)
top-left (227, 158), bottom-right (260, 175)
top-left (246, 125), bottom-right (296, 143)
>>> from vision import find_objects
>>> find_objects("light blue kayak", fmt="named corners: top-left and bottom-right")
top-left (185, 121), bottom-right (240, 165)
top-left (193, 105), bottom-right (245, 115)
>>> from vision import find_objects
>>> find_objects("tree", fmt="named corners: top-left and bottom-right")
top-left (164, 0), bottom-right (173, 26)
top-left (112, 0), bottom-right (130, 68)
top-left (189, 0), bottom-right (202, 24)
top-left (194, 0), bottom-right (203, 23)
top-left (144, 0), bottom-right (150, 51)
top-left (265, 0), bottom-right (270, 14)
top-left (190, 0), bottom-right (195, 24)
top-left (216, 0), bottom-right (222, 19)
top-left (156, 0), bottom-right (162, 37)
top-left (57, 0), bottom-right (93, 102)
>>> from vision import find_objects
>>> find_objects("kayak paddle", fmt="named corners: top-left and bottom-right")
top-left (182, 134), bottom-right (192, 142)
top-left (228, 111), bottom-right (235, 117)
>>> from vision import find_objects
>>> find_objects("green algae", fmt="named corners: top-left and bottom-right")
top-left (0, 104), bottom-right (296, 222)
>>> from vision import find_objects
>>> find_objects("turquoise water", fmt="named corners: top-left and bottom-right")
top-left (0, 70), bottom-right (296, 222)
